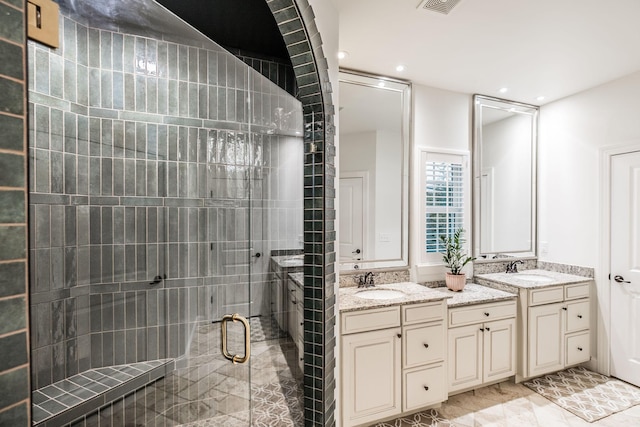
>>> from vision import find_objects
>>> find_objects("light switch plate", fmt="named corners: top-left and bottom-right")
top-left (27, 0), bottom-right (59, 48)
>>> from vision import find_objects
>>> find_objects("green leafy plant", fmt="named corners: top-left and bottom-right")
top-left (440, 228), bottom-right (475, 275)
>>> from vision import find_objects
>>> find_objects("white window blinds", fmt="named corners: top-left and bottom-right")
top-left (421, 152), bottom-right (466, 260)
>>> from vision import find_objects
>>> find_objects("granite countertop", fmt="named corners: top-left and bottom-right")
top-left (475, 269), bottom-right (592, 289)
top-left (443, 283), bottom-right (517, 307)
top-left (289, 272), bottom-right (303, 286)
top-left (339, 282), bottom-right (451, 312)
top-left (270, 254), bottom-right (304, 269)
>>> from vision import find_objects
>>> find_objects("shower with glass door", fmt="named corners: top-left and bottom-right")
top-left (27, 0), bottom-right (304, 425)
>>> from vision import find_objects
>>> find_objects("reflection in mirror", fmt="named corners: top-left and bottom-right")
top-left (473, 95), bottom-right (538, 260)
top-left (339, 70), bottom-right (410, 271)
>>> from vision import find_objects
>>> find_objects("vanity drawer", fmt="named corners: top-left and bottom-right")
top-left (403, 301), bottom-right (445, 325)
top-left (565, 331), bottom-right (590, 366)
top-left (403, 363), bottom-right (446, 412)
top-left (341, 306), bottom-right (401, 335)
top-left (403, 322), bottom-right (445, 368)
top-left (565, 300), bottom-right (590, 333)
top-left (448, 301), bottom-right (516, 327)
top-left (565, 283), bottom-right (590, 300)
top-left (529, 286), bottom-right (564, 306)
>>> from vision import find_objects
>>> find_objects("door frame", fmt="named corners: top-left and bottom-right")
top-left (598, 141), bottom-right (640, 376)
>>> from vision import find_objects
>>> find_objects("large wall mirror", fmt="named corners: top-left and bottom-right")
top-left (338, 70), bottom-right (410, 271)
top-left (473, 95), bottom-right (538, 260)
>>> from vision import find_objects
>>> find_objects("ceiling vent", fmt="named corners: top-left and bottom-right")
top-left (418, 0), bottom-right (463, 15)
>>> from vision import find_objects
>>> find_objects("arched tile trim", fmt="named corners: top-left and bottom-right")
top-left (265, 0), bottom-right (336, 425)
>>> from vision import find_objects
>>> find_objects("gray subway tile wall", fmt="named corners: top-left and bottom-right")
top-left (0, 0), bottom-right (333, 425)
top-left (0, 0), bottom-right (30, 425)
top-left (26, 4), bottom-right (304, 425)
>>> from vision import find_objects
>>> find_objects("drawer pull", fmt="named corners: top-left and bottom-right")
top-left (577, 314), bottom-right (583, 319)
top-left (292, 301), bottom-right (297, 305)
top-left (484, 312), bottom-right (490, 317)
top-left (397, 333), bottom-right (402, 338)
top-left (423, 343), bottom-right (429, 349)
top-left (578, 347), bottom-right (583, 351)
top-left (423, 386), bottom-right (429, 391)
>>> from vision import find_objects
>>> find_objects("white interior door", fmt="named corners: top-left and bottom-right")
top-left (611, 150), bottom-right (640, 387)
top-left (339, 175), bottom-right (365, 262)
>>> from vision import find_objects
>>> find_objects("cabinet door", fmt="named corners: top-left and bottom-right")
top-left (528, 303), bottom-right (564, 377)
top-left (287, 282), bottom-right (297, 336)
top-left (483, 318), bottom-right (516, 382)
top-left (342, 328), bottom-right (402, 426)
top-left (448, 324), bottom-right (482, 393)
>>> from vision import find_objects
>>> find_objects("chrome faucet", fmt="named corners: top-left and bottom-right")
top-left (355, 272), bottom-right (376, 288)
top-left (505, 260), bottom-right (524, 273)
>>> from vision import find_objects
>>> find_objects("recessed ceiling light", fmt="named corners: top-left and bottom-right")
top-left (499, 87), bottom-right (508, 94)
top-left (338, 51), bottom-right (349, 60)
top-left (536, 96), bottom-right (545, 101)
top-left (396, 65), bottom-right (406, 72)
top-left (378, 81), bottom-right (386, 88)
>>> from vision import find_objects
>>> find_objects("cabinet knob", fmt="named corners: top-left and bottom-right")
top-left (577, 314), bottom-right (583, 319)
top-left (423, 386), bottom-right (429, 391)
top-left (485, 327), bottom-right (491, 331)
top-left (578, 347), bottom-right (583, 351)
top-left (484, 312), bottom-right (490, 317)
top-left (423, 343), bottom-right (429, 349)
top-left (397, 333), bottom-right (402, 338)
top-left (562, 307), bottom-right (567, 311)
top-left (479, 328), bottom-right (485, 332)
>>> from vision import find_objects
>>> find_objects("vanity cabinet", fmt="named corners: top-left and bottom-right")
top-left (447, 301), bottom-right (517, 393)
top-left (341, 301), bottom-right (446, 427)
top-left (525, 283), bottom-right (591, 379)
top-left (287, 277), bottom-right (304, 371)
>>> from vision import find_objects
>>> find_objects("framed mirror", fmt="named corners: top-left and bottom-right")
top-left (473, 95), bottom-right (538, 260)
top-left (338, 70), bottom-right (410, 271)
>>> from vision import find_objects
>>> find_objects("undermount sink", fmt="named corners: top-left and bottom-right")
top-left (515, 274), bottom-right (554, 283)
top-left (355, 289), bottom-right (406, 300)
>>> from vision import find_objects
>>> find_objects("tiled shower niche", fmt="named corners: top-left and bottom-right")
top-left (28, 4), bottom-right (303, 425)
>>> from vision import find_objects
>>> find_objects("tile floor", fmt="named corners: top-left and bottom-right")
top-left (154, 316), bottom-right (303, 426)
top-left (373, 380), bottom-right (640, 426)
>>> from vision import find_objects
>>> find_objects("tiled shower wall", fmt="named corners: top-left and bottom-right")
top-left (0, 0), bottom-right (30, 424)
top-left (28, 8), bottom-right (303, 391)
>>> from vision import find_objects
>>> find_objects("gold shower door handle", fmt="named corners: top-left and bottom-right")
top-left (220, 313), bottom-right (251, 364)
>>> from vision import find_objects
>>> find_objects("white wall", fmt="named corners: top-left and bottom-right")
top-left (411, 84), bottom-right (472, 280)
top-left (538, 71), bottom-right (640, 268)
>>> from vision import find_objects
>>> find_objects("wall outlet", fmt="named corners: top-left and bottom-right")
top-left (540, 241), bottom-right (549, 255)
top-left (379, 233), bottom-right (391, 242)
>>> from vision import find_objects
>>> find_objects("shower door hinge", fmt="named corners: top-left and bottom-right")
top-left (27, 0), bottom-right (59, 48)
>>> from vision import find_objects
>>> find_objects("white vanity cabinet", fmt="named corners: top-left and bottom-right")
top-left (447, 300), bottom-right (517, 393)
top-left (341, 301), bottom-right (446, 427)
top-left (286, 277), bottom-right (304, 371)
top-left (524, 282), bottom-right (591, 379)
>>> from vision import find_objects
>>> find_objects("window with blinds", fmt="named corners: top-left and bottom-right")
top-left (420, 151), bottom-right (467, 261)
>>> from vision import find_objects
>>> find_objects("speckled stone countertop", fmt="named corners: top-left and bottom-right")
top-left (289, 272), bottom-right (303, 286)
top-left (443, 283), bottom-right (517, 308)
top-left (475, 269), bottom-right (591, 290)
top-left (339, 282), bottom-right (451, 312)
top-left (270, 255), bottom-right (303, 269)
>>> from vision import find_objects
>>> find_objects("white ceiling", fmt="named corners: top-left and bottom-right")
top-left (333, 0), bottom-right (640, 105)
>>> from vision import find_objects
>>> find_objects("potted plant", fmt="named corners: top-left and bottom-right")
top-left (440, 228), bottom-right (475, 292)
